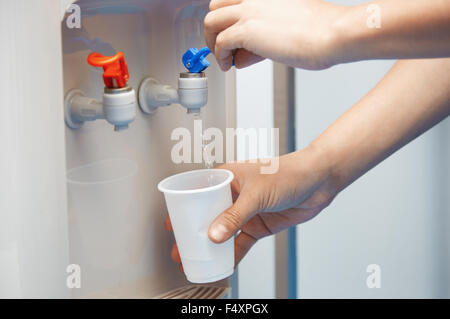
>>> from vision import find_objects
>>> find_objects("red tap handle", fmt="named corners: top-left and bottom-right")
top-left (88, 52), bottom-right (130, 89)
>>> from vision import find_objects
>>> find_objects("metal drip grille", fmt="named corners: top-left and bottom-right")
top-left (154, 285), bottom-right (230, 299)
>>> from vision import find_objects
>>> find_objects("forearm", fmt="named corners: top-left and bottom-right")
top-left (333, 0), bottom-right (450, 63)
top-left (311, 58), bottom-right (450, 192)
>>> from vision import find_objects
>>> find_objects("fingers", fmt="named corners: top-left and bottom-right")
top-left (171, 242), bottom-right (181, 263)
top-left (208, 190), bottom-right (260, 243)
top-left (171, 243), bottom-right (184, 274)
top-left (235, 230), bottom-right (257, 265)
top-left (164, 214), bottom-right (173, 231)
top-left (233, 214), bottom-right (273, 266)
top-left (209, 0), bottom-right (243, 11)
top-left (166, 216), bottom-right (183, 272)
top-left (214, 23), bottom-right (249, 71)
top-left (206, 0), bottom-right (266, 70)
top-left (234, 49), bottom-right (265, 69)
top-left (179, 263), bottom-right (184, 274)
top-left (204, 5), bottom-right (241, 55)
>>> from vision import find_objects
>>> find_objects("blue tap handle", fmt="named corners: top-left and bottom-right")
top-left (182, 47), bottom-right (211, 73)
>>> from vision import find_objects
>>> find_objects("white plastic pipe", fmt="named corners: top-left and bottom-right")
top-left (70, 95), bottom-right (105, 122)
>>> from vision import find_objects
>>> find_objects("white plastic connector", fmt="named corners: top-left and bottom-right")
top-left (65, 87), bottom-right (137, 131)
top-left (138, 73), bottom-right (208, 115)
top-left (138, 78), bottom-right (178, 114)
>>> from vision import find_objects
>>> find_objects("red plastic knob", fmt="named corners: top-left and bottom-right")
top-left (88, 52), bottom-right (130, 89)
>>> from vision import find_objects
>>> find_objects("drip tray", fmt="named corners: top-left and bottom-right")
top-left (154, 285), bottom-right (230, 299)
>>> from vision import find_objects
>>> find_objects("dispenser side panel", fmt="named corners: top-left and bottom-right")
top-left (0, 0), bottom-right (70, 298)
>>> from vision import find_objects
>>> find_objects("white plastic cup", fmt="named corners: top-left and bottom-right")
top-left (158, 169), bottom-right (235, 283)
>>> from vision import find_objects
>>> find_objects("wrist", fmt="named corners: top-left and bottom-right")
top-left (330, 4), bottom-right (378, 64)
top-left (305, 140), bottom-right (344, 196)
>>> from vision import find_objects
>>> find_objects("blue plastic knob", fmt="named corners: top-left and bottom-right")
top-left (182, 47), bottom-right (211, 73)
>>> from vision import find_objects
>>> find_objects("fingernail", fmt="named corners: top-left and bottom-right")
top-left (210, 223), bottom-right (228, 242)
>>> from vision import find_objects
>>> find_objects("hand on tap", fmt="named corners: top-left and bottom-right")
top-left (204, 0), bottom-right (450, 71)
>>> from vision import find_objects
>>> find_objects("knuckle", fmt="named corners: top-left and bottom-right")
top-left (203, 12), bottom-right (214, 29)
top-left (215, 32), bottom-right (226, 49)
top-left (257, 214), bottom-right (276, 237)
top-left (223, 207), bottom-right (243, 230)
top-left (233, 24), bottom-right (249, 48)
top-left (242, 18), bottom-right (257, 34)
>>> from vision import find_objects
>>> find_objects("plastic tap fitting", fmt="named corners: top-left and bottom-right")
top-left (65, 52), bottom-right (137, 131)
top-left (138, 47), bottom-right (211, 115)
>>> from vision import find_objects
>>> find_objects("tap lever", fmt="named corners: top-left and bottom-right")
top-left (88, 52), bottom-right (130, 89)
top-left (182, 47), bottom-right (211, 73)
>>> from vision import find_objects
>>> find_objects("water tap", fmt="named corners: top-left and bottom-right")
top-left (65, 52), bottom-right (137, 131)
top-left (138, 47), bottom-right (211, 115)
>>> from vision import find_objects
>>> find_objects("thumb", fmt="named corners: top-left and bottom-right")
top-left (208, 191), bottom-right (259, 243)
